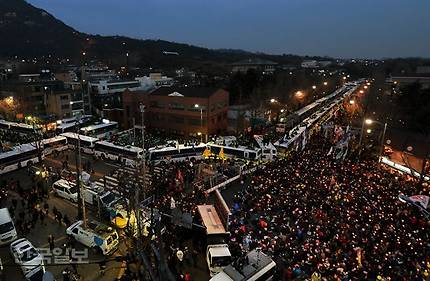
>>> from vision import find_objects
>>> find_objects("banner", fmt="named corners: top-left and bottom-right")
top-left (409, 195), bottom-right (430, 209)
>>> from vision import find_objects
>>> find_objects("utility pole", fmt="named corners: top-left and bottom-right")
top-left (378, 122), bottom-right (388, 159)
top-left (75, 113), bottom-right (87, 227)
top-left (134, 104), bottom-right (145, 243)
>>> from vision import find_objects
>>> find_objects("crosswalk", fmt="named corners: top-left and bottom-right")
top-left (94, 165), bottom-right (161, 195)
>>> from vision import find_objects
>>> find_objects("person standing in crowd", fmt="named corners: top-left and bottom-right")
top-left (48, 234), bottom-right (55, 252)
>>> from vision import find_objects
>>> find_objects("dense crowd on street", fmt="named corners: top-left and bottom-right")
top-left (228, 132), bottom-right (430, 280)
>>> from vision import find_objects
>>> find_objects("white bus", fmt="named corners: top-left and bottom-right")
top-left (0, 120), bottom-right (13, 131)
top-left (41, 136), bottom-right (68, 156)
top-left (147, 144), bottom-right (207, 163)
top-left (0, 143), bottom-right (41, 175)
top-left (57, 115), bottom-right (92, 125)
top-left (56, 115), bottom-right (93, 134)
top-left (80, 121), bottom-right (118, 139)
top-left (60, 132), bottom-right (98, 154)
top-left (210, 249), bottom-right (276, 281)
top-left (207, 144), bottom-right (262, 161)
top-left (0, 120), bottom-right (42, 136)
top-left (94, 141), bottom-right (143, 167)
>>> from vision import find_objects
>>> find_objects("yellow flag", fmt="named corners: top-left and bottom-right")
top-left (203, 147), bottom-right (211, 158)
top-left (218, 147), bottom-right (226, 160)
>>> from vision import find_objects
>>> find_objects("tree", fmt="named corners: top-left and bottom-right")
top-left (0, 96), bottom-right (19, 119)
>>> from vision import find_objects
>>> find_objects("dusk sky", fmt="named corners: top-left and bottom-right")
top-left (28, 0), bottom-right (430, 59)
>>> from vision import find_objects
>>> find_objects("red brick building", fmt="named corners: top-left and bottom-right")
top-left (108, 87), bottom-right (228, 139)
top-left (146, 87), bottom-right (229, 140)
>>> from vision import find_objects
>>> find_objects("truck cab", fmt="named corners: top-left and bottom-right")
top-left (197, 205), bottom-right (232, 276)
top-left (209, 249), bottom-right (276, 281)
top-left (66, 220), bottom-right (119, 256)
top-left (207, 244), bottom-right (232, 277)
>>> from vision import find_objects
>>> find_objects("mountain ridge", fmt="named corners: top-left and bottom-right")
top-left (0, 0), bottom-right (314, 68)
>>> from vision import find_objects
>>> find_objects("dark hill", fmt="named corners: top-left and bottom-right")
top-left (0, 0), bottom-right (308, 68)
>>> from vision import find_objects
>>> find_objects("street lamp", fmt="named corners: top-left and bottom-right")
top-left (312, 85), bottom-right (317, 90)
top-left (361, 118), bottom-right (388, 157)
top-left (270, 98), bottom-right (277, 103)
top-left (349, 100), bottom-right (355, 105)
top-left (295, 91), bottom-right (304, 99)
top-left (195, 104), bottom-right (203, 143)
top-left (366, 129), bottom-right (372, 134)
top-left (323, 81), bottom-right (328, 86)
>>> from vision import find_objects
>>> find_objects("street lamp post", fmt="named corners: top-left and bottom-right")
top-left (194, 104), bottom-right (203, 143)
top-left (378, 122), bottom-right (388, 158)
top-left (359, 118), bottom-right (372, 146)
top-left (360, 118), bottom-right (388, 158)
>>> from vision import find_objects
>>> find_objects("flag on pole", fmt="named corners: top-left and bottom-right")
top-left (409, 195), bottom-right (430, 209)
top-left (203, 147), bottom-right (211, 158)
top-left (327, 146), bottom-right (333, 156)
top-left (218, 147), bottom-right (226, 160)
top-left (301, 133), bottom-right (307, 151)
top-left (176, 169), bottom-right (184, 183)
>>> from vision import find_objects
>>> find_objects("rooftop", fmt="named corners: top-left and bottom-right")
top-left (150, 87), bottom-right (222, 98)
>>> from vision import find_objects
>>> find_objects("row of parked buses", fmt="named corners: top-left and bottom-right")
top-left (275, 82), bottom-right (361, 134)
top-left (0, 119), bottom-right (42, 135)
top-left (0, 117), bottom-right (118, 138)
top-left (0, 132), bottom-right (279, 175)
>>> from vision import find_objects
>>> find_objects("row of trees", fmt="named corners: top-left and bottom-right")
top-left (396, 82), bottom-right (430, 136)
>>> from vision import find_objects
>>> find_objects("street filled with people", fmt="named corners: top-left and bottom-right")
top-left (1, 82), bottom-right (429, 280)
top-left (228, 131), bottom-right (430, 280)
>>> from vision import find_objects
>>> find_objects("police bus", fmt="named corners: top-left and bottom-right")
top-left (94, 141), bottom-right (143, 167)
top-left (60, 132), bottom-right (98, 154)
top-left (0, 143), bottom-right (41, 175)
top-left (207, 144), bottom-right (262, 161)
top-left (56, 115), bottom-right (92, 134)
top-left (0, 120), bottom-right (42, 136)
top-left (80, 121), bottom-right (118, 139)
top-left (41, 136), bottom-right (68, 156)
top-left (147, 144), bottom-right (207, 163)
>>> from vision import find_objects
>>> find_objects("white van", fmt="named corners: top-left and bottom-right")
top-left (0, 208), bottom-right (18, 245)
top-left (52, 179), bottom-right (79, 203)
top-left (66, 220), bottom-right (119, 256)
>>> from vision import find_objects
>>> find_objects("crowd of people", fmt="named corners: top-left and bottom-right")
top-left (228, 132), bottom-right (430, 280)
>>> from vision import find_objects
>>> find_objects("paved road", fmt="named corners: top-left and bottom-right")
top-left (0, 148), bottom-right (249, 280)
top-left (0, 151), bottom-right (126, 281)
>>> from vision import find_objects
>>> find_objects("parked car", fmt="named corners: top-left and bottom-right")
top-left (10, 238), bottom-right (45, 280)
top-left (0, 208), bottom-right (17, 245)
top-left (66, 220), bottom-right (119, 255)
top-left (52, 179), bottom-right (79, 203)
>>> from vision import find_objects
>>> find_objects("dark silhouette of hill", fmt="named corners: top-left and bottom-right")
top-left (0, 0), bottom-right (311, 68)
